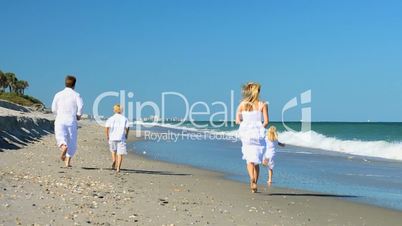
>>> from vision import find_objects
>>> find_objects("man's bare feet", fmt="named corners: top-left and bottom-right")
top-left (64, 157), bottom-right (72, 168)
top-left (62, 164), bottom-right (72, 168)
top-left (60, 145), bottom-right (67, 161)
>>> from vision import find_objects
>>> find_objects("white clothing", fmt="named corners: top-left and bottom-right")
top-left (55, 122), bottom-right (77, 157)
top-left (52, 88), bottom-right (84, 125)
top-left (238, 102), bottom-right (266, 164)
top-left (52, 87), bottom-right (84, 157)
top-left (105, 114), bottom-right (129, 141)
top-left (264, 140), bottom-right (278, 169)
top-left (109, 141), bottom-right (127, 155)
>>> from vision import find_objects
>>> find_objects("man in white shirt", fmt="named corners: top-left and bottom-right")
top-left (52, 76), bottom-right (84, 167)
top-left (105, 104), bottom-right (129, 173)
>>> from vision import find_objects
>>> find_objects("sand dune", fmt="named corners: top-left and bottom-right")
top-left (0, 100), bottom-right (54, 151)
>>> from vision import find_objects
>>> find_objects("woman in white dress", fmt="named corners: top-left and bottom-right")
top-left (236, 82), bottom-right (269, 193)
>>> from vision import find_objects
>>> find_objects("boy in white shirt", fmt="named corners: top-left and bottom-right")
top-left (105, 104), bottom-right (129, 173)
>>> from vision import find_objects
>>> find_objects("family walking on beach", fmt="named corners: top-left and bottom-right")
top-left (51, 76), bottom-right (284, 192)
top-left (52, 76), bottom-right (129, 172)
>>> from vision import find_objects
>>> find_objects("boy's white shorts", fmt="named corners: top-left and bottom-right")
top-left (109, 141), bottom-right (127, 155)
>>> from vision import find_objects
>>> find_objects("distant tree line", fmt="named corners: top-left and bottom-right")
top-left (0, 70), bottom-right (29, 95)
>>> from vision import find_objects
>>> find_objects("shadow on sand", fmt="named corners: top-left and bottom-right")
top-left (81, 167), bottom-right (192, 176)
top-left (267, 193), bottom-right (359, 198)
top-left (0, 116), bottom-right (54, 151)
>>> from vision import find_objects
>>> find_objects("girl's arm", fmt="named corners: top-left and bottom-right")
top-left (262, 102), bottom-right (269, 128)
top-left (235, 103), bottom-right (243, 125)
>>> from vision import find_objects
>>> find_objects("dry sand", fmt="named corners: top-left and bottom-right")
top-left (1, 120), bottom-right (402, 225)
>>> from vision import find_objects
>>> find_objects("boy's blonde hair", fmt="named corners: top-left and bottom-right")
top-left (113, 104), bottom-right (122, 113)
top-left (267, 126), bottom-right (278, 141)
top-left (242, 82), bottom-right (261, 111)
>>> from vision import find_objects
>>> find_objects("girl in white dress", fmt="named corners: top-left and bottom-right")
top-left (263, 126), bottom-right (285, 185)
top-left (236, 82), bottom-right (269, 193)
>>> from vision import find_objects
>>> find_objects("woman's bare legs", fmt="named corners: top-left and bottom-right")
top-left (247, 163), bottom-right (254, 192)
top-left (254, 164), bottom-right (260, 183)
top-left (247, 163), bottom-right (260, 193)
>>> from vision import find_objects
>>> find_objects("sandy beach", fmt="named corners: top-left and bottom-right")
top-left (2, 1), bottom-right (402, 225)
top-left (1, 116), bottom-right (402, 226)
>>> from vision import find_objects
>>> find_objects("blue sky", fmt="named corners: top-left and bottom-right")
top-left (1, 0), bottom-right (401, 121)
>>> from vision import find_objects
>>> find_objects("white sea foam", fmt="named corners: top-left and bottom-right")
top-left (278, 130), bottom-right (402, 161)
top-left (135, 122), bottom-right (402, 161)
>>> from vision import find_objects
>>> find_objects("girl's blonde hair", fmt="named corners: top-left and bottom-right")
top-left (242, 82), bottom-right (261, 111)
top-left (267, 126), bottom-right (278, 141)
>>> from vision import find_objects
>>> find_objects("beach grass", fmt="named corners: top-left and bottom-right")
top-left (0, 92), bottom-right (43, 106)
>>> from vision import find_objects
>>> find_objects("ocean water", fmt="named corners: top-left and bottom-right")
top-left (131, 122), bottom-right (402, 210)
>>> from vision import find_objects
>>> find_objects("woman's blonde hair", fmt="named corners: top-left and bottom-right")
top-left (267, 126), bottom-right (278, 141)
top-left (242, 82), bottom-right (261, 111)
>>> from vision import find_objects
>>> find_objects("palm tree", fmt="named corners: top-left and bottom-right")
top-left (14, 80), bottom-right (22, 94)
top-left (4, 72), bottom-right (17, 93)
top-left (15, 80), bottom-right (29, 95)
top-left (0, 70), bottom-right (7, 93)
top-left (20, 80), bottom-right (29, 95)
